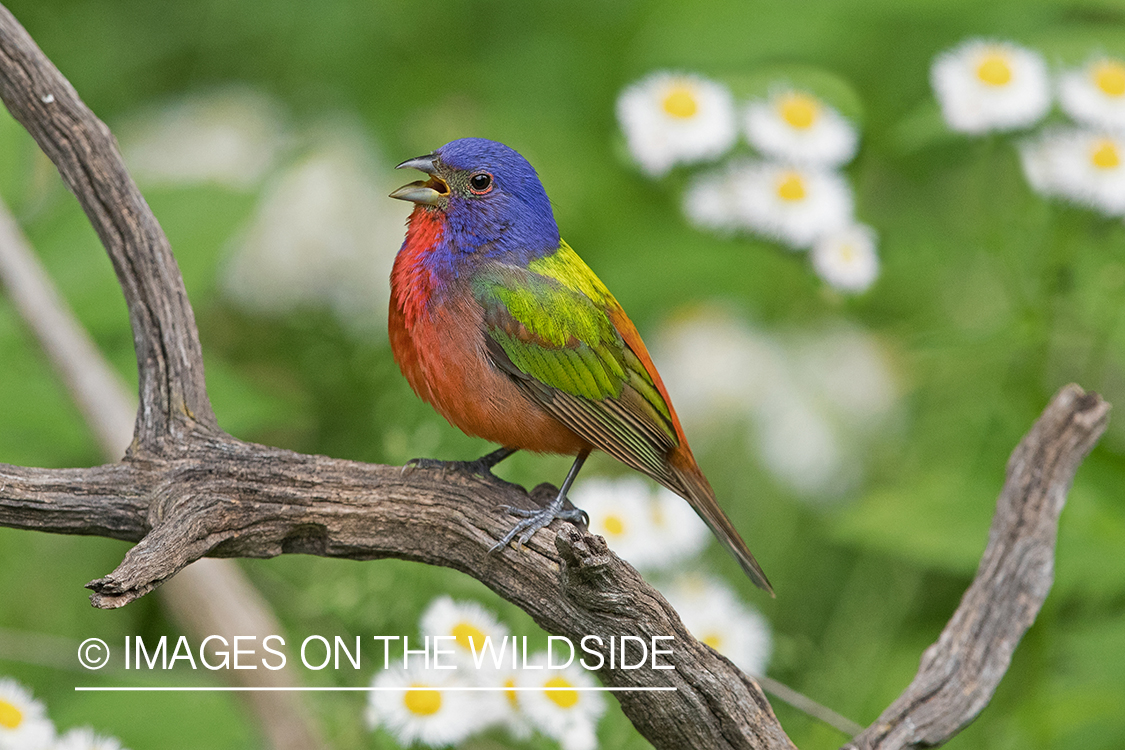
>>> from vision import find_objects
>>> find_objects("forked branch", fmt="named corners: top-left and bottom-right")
top-left (0, 5), bottom-right (1109, 749)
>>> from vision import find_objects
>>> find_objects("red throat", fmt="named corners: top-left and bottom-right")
top-left (391, 206), bottom-right (445, 327)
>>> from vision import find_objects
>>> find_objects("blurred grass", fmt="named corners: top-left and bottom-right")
top-left (1, 0), bottom-right (1124, 749)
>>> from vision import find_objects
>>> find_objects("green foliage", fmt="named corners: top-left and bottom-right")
top-left (2, 1), bottom-right (1125, 749)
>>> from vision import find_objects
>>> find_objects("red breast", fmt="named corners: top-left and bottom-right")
top-left (389, 208), bottom-right (588, 455)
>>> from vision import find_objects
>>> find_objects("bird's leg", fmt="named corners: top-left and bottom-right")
top-left (403, 447), bottom-right (518, 478)
top-left (491, 450), bottom-right (590, 551)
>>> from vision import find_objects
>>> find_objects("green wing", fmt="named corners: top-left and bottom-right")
top-left (472, 243), bottom-right (679, 480)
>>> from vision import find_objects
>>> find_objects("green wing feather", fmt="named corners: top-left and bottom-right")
top-left (475, 243), bottom-right (776, 595)
top-left (472, 242), bottom-right (678, 479)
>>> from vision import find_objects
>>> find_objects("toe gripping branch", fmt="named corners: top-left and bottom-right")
top-left (403, 446), bottom-right (518, 478)
top-left (491, 450), bottom-right (590, 551)
top-left (398, 445), bottom-right (595, 551)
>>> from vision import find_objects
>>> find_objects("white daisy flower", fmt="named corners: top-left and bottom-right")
top-left (730, 160), bottom-right (855, 249)
top-left (120, 86), bottom-right (288, 190)
top-left (1018, 130), bottom-right (1057, 196)
top-left (648, 486), bottom-right (711, 565)
top-left (0, 678), bottom-right (54, 750)
top-left (222, 122), bottom-right (407, 331)
top-left (515, 653), bottom-right (606, 750)
top-left (1019, 127), bottom-right (1125, 216)
top-left (653, 308), bottom-right (789, 426)
top-left (753, 391), bottom-right (850, 497)
top-left (656, 309), bottom-right (897, 499)
top-left (419, 596), bottom-right (511, 668)
top-left (745, 88), bottom-right (859, 166)
top-left (570, 477), bottom-right (711, 572)
top-left (682, 168), bottom-right (741, 234)
top-left (660, 574), bottom-right (772, 677)
top-left (569, 477), bottom-right (660, 569)
top-left (365, 662), bottom-right (504, 747)
top-left (617, 72), bottom-right (738, 177)
top-left (476, 662), bottom-right (535, 742)
top-left (791, 327), bottom-right (898, 427)
top-left (1059, 56), bottom-right (1125, 131)
top-left (931, 39), bottom-right (1051, 133)
top-left (810, 223), bottom-right (880, 293)
top-left (53, 728), bottom-right (126, 750)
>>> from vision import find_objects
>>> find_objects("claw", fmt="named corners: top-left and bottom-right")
top-left (490, 451), bottom-right (591, 552)
top-left (402, 448), bottom-right (518, 480)
top-left (490, 509), bottom-right (557, 552)
top-left (490, 479), bottom-right (589, 555)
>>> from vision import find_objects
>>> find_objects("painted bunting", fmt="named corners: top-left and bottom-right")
top-left (389, 138), bottom-right (773, 595)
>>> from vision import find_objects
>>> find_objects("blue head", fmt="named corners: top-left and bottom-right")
top-left (391, 138), bottom-right (560, 265)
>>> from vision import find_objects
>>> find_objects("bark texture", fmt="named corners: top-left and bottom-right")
top-left (0, 5), bottom-right (1109, 749)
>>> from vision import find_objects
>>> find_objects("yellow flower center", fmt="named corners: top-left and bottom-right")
top-left (1093, 60), bottom-right (1125, 97)
top-left (602, 514), bottom-right (625, 536)
top-left (776, 172), bottom-right (807, 202)
top-left (0, 699), bottom-right (23, 729)
top-left (451, 621), bottom-right (487, 652)
top-left (1091, 139), bottom-right (1120, 170)
top-left (778, 93), bottom-right (819, 129)
top-left (544, 676), bottom-right (579, 709)
top-left (702, 633), bottom-right (724, 650)
top-left (504, 677), bottom-right (519, 708)
top-left (839, 244), bottom-right (857, 263)
top-left (976, 53), bottom-right (1012, 86)
top-left (403, 684), bottom-right (442, 716)
top-left (662, 85), bottom-right (699, 119)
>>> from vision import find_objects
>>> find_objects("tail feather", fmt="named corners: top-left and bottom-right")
top-left (665, 459), bottom-right (774, 596)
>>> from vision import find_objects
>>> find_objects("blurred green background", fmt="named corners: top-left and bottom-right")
top-left (1, 0), bottom-right (1124, 748)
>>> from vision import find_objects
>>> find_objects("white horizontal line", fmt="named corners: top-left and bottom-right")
top-left (75, 686), bottom-right (677, 692)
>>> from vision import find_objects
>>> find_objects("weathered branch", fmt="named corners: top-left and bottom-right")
top-left (843, 384), bottom-right (1107, 750)
top-left (0, 4), bottom-right (1110, 749)
top-left (0, 194), bottom-right (324, 750)
top-left (0, 446), bottom-right (797, 749)
top-left (0, 4), bottom-right (214, 446)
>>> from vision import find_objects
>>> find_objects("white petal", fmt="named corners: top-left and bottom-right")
top-left (53, 727), bottom-right (126, 750)
top-left (617, 72), bottom-right (738, 177)
top-left (569, 477), bottom-right (662, 570)
top-left (754, 391), bottom-right (847, 496)
top-left (120, 86), bottom-right (288, 189)
top-left (0, 678), bottom-right (55, 750)
top-left (1019, 127), bottom-right (1125, 216)
top-left (660, 574), bottom-right (773, 676)
top-left (515, 653), bottom-right (606, 744)
top-left (730, 160), bottom-right (855, 249)
top-left (931, 39), bottom-right (1051, 134)
top-left (366, 662), bottom-right (504, 746)
top-left (1058, 58), bottom-right (1125, 132)
top-left (683, 170), bottom-right (741, 233)
top-left (653, 309), bottom-right (789, 425)
top-left (222, 122), bottom-right (407, 330)
top-left (810, 224), bottom-right (880, 293)
top-left (744, 89), bottom-right (859, 166)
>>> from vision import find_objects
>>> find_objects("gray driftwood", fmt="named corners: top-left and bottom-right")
top-left (0, 5), bottom-right (1109, 749)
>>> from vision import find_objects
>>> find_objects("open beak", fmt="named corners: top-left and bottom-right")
top-left (390, 153), bottom-right (449, 206)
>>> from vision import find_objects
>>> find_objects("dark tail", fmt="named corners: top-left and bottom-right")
top-left (665, 460), bottom-right (774, 596)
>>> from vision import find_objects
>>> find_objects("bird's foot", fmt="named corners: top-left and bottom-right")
top-left (402, 447), bottom-right (517, 479)
top-left (489, 503), bottom-right (588, 551)
top-left (400, 457), bottom-right (463, 478)
top-left (489, 450), bottom-right (591, 552)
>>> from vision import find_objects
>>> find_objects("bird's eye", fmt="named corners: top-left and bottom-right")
top-left (468, 172), bottom-right (493, 195)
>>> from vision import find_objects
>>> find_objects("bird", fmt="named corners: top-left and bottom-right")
top-left (388, 137), bottom-right (773, 595)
